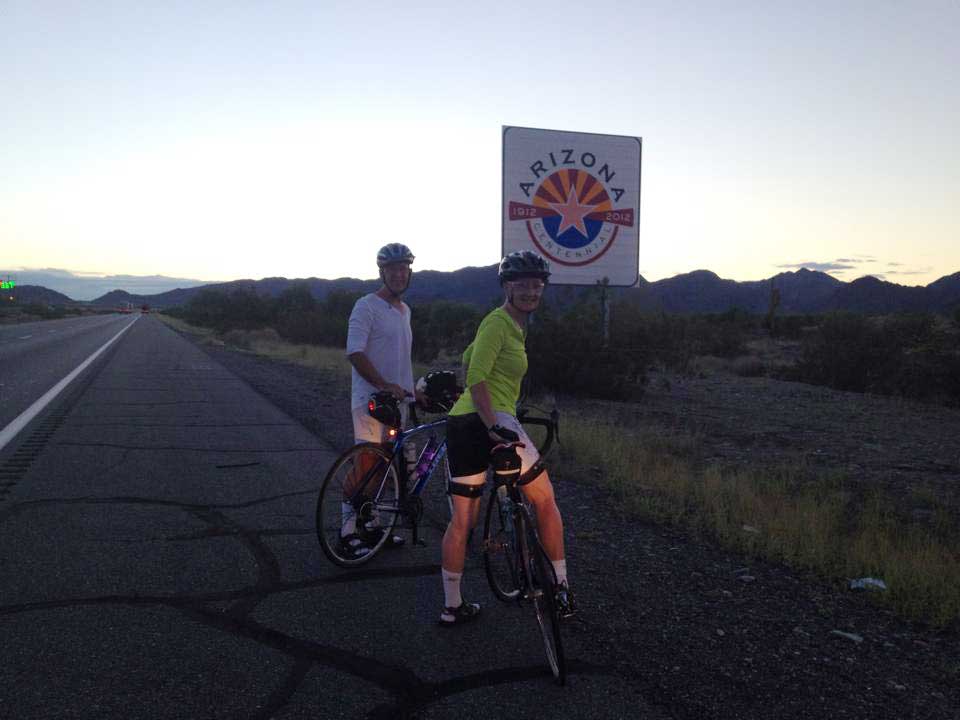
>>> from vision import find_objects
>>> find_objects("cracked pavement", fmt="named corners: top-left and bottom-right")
top-left (0, 316), bottom-right (638, 719)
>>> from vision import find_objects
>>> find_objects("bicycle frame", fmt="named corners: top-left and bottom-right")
top-left (379, 417), bottom-right (449, 546)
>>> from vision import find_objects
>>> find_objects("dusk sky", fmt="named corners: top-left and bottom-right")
top-left (3, 1), bottom-right (958, 290)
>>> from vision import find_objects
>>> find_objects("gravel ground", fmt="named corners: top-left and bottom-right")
top-left (183, 332), bottom-right (959, 719)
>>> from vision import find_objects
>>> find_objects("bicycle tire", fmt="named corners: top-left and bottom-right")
top-left (482, 488), bottom-right (522, 601)
top-left (316, 443), bottom-right (400, 568)
top-left (524, 519), bottom-right (566, 685)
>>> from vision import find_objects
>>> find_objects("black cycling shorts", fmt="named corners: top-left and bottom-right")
top-left (446, 412), bottom-right (496, 478)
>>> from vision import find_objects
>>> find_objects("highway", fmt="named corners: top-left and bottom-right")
top-left (0, 315), bottom-right (642, 719)
top-left (0, 314), bottom-right (137, 433)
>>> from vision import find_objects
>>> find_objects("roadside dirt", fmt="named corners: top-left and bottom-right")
top-left (580, 367), bottom-right (960, 512)
top-left (183, 332), bottom-right (959, 719)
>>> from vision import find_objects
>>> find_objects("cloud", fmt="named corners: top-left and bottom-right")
top-left (886, 267), bottom-right (932, 276)
top-left (776, 261), bottom-right (856, 272)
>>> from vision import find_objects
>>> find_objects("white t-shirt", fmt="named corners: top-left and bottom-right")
top-left (346, 293), bottom-right (414, 410)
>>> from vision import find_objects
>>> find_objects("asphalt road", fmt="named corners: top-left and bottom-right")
top-left (0, 313), bottom-right (137, 431)
top-left (0, 315), bottom-right (650, 719)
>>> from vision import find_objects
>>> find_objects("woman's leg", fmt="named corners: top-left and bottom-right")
top-left (520, 469), bottom-right (564, 562)
top-left (440, 471), bottom-right (485, 619)
top-left (441, 474), bottom-right (484, 573)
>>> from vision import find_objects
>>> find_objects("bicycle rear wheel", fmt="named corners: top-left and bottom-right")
top-left (482, 488), bottom-right (521, 601)
top-left (524, 521), bottom-right (566, 685)
top-left (316, 443), bottom-right (399, 568)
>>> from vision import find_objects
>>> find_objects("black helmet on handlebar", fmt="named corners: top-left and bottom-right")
top-left (415, 370), bottom-right (461, 413)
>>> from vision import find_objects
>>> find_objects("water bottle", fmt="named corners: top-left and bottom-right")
top-left (496, 484), bottom-right (515, 539)
top-left (413, 436), bottom-right (440, 481)
top-left (403, 442), bottom-right (418, 481)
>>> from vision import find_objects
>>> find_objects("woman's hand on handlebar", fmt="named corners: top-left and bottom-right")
top-left (488, 424), bottom-right (520, 444)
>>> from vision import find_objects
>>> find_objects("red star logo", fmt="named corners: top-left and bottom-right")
top-left (548, 187), bottom-right (596, 238)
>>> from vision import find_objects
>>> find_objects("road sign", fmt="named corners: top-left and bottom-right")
top-left (502, 126), bottom-right (641, 286)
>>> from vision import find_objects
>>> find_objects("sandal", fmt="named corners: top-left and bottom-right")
top-left (362, 523), bottom-right (405, 549)
top-left (339, 533), bottom-right (372, 559)
top-left (438, 600), bottom-right (481, 626)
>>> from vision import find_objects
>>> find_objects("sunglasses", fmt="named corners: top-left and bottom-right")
top-left (510, 279), bottom-right (545, 292)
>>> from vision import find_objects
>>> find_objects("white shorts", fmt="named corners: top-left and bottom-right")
top-left (447, 411), bottom-right (541, 482)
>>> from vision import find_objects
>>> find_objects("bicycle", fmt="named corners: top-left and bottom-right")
top-left (315, 392), bottom-right (454, 568)
top-left (481, 408), bottom-right (567, 685)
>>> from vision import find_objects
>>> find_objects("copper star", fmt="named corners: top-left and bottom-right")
top-left (548, 187), bottom-right (596, 238)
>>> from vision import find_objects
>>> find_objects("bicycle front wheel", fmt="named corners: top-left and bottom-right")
top-left (482, 488), bottom-right (521, 601)
top-left (525, 522), bottom-right (566, 685)
top-left (316, 443), bottom-right (400, 568)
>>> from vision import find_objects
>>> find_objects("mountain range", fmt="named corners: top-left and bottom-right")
top-left (12, 267), bottom-right (960, 316)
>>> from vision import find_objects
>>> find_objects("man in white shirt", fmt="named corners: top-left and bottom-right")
top-left (342, 243), bottom-right (421, 558)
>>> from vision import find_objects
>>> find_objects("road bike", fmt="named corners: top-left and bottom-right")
top-left (316, 396), bottom-right (453, 567)
top-left (481, 409), bottom-right (567, 685)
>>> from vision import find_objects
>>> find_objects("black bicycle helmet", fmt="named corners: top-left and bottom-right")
top-left (498, 250), bottom-right (551, 285)
top-left (415, 370), bottom-right (461, 413)
top-left (376, 243), bottom-right (415, 267)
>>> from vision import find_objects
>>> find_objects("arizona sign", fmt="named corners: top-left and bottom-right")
top-left (502, 126), bottom-right (641, 286)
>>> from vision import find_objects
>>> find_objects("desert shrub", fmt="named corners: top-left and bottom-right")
top-left (176, 285), bottom-right (361, 346)
top-left (785, 312), bottom-right (960, 405)
top-left (182, 288), bottom-right (272, 332)
top-left (608, 306), bottom-right (752, 373)
top-left (775, 314), bottom-right (819, 340)
top-left (526, 301), bottom-right (648, 400)
top-left (273, 284), bottom-right (318, 344)
top-left (21, 302), bottom-right (72, 320)
top-left (411, 300), bottom-right (482, 363)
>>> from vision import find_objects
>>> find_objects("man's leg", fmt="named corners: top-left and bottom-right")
top-left (339, 409), bottom-right (387, 555)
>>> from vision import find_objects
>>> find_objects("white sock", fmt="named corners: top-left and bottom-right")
top-left (551, 559), bottom-right (568, 586)
top-left (442, 568), bottom-right (463, 608)
top-left (341, 503), bottom-right (356, 536)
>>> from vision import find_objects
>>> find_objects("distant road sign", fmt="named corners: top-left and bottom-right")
top-left (503, 126), bottom-right (641, 287)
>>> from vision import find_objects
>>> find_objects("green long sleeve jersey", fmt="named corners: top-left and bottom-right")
top-left (450, 307), bottom-right (527, 417)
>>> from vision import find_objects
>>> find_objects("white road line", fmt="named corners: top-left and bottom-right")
top-left (0, 316), bottom-right (139, 453)
top-left (19, 335), bottom-right (32, 339)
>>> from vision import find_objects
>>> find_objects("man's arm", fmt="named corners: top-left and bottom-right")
top-left (348, 352), bottom-right (410, 401)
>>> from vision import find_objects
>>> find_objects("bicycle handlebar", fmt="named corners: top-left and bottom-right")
top-left (516, 407), bottom-right (560, 457)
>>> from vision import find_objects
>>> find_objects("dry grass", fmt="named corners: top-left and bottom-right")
top-left (561, 408), bottom-right (960, 627)
top-left (157, 315), bottom-right (352, 380)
